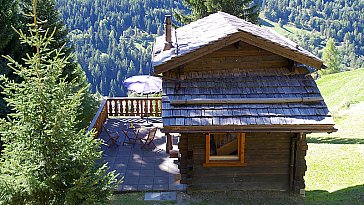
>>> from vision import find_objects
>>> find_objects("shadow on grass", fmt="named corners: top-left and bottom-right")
top-left (307, 137), bottom-right (364, 144)
top-left (306, 184), bottom-right (364, 205)
top-left (260, 19), bottom-right (274, 27)
top-left (281, 26), bottom-right (293, 34)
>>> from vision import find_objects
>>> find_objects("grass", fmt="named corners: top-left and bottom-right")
top-left (315, 69), bottom-right (364, 110)
top-left (109, 70), bottom-right (364, 204)
top-left (109, 193), bottom-right (173, 205)
top-left (309, 69), bottom-right (364, 142)
top-left (306, 145), bottom-right (364, 191)
top-left (260, 17), bottom-right (309, 40)
top-left (305, 69), bottom-right (364, 204)
top-left (110, 191), bottom-right (304, 205)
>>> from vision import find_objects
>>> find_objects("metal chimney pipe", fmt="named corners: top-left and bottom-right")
top-left (163, 15), bottom-right (174, 51)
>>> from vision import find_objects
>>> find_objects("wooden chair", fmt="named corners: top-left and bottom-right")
top-left (102, 124), bottom-right (121, 146)
top-left (121, 128), bottom-right (138, 147)
top-left (140, 127), bottom-right (158, 149)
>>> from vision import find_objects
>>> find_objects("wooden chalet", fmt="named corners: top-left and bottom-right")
top-left (152, 12), bottom-right (336, 195)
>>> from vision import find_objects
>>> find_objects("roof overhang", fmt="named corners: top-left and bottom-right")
top-left (162, 125), bottom-right (337, 134)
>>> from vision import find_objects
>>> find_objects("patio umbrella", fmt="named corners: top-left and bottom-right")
top-left (123, 75), bottom-right (162, 125)
top-left (123, 75), bottom-right (162, 94)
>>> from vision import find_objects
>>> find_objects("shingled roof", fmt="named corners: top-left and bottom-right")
top-left (152, 12), bottom-right (324, 74)
top-left (161, 69), bottom-right (335, 133)
top-left (153, 12), bottom-right (335, 133)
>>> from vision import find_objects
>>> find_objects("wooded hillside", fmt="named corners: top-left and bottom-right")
top-left (261, 0), bottom-right (364, 69)
top-left (56, 0), bottom-right (183, 96)
top-left (55, 0), bottom-right (363, 96)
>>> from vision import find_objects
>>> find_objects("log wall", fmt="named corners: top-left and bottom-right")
top-left (178, 132), bottom-right (307, 193)
top-left (164, 41), bottom-right (308, 79)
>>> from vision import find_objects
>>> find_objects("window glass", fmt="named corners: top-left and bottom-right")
top-left (209, 133), bottom-right (239, 161)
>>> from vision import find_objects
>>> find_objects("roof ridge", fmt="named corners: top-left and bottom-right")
top-left (216, 11), bottom-right (248, 30)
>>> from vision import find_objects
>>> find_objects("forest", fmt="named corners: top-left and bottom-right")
top-left (56, 0), bottom-right (183, 97)
top-left (261, 0), bottom-right (364, 69)
top-left (55, 0), bottom-right (364, 97)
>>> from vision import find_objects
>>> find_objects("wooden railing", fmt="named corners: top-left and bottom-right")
top-left (87, 97), bottom-right (162, 138)
top-left (87, 98), bottom-right (108, 137)
top-left (107, 97), bottom-right (162, 117)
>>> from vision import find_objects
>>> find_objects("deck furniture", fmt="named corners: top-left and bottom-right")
top-left (102, 124), bottom-right (121, 146)
top-left (122, 124), bottom-right (141, 147)
top-left (140, 127), bottom-right (158, 149)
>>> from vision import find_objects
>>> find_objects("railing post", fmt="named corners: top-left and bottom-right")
top-left (116, 99), bottom-right (120, 116)
top-left (107, 98), bottom-right (111, 118)
top-left (144, 99), bottom-right (147, 117)
top-left (151, 99), bottom-right (155, 117)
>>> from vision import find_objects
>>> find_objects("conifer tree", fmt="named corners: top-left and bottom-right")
top-left (0, 5), bottom-right (118, 203)
top-left (1, 0), bottom-right (98, 130)
top-left (321, 38), bottom-right (341, 75)
top-left (175, 0), bottom-right (260, 24)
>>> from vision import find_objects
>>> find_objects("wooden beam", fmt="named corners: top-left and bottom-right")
top-left (169, 97), bottom-right (324, 105)
top-left (288, 60), bottom-right (295, 72)
top-left (161, 125), bottom-right (337, 133)
top-left (165, 133), bottom-right (173, 154)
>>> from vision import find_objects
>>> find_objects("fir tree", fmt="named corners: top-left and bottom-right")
top-left (175, 0), bottom-right (260, 24)
top-left (0, 5), bottom-right (118, 203)
top-left (0, 0), bottom-right (98, 130)
top-left (321, 38), bottom-right (341, 75)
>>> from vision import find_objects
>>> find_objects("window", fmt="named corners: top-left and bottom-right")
top-left (204, 133), bottom-right (246, 167)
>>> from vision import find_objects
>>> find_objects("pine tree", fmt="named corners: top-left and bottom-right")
top-left (1, 0), bottom-right (98, 130)
top-left (321, 38), bottom-right (341, 75)
top-left (0, 7), bottom-right (118, 204)
top-left (175, 0), bottom-right (260, 24)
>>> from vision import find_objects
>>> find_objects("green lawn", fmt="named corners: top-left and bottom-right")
top-left (305, 69), bottom-right (364, 204)
top-left (316, 69), bottom-right (364, 110)
top-left (110, 70), bottom-right (364, 204)
top-left (309, 69), bottom-right (364, 142)
top-left (305, 144), bottom-right (364, 205)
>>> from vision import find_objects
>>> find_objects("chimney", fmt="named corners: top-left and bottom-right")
top-left (163, 15), bottom-right (174, 51)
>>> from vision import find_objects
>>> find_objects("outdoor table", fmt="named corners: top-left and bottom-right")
top-left (122, 124), bottom-right (143, 145)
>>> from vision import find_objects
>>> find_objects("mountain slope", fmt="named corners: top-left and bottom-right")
top-left (261, 0), bottom-right (364, 69)
top-left (55, 0), bottom-right (363, 97)
top-left (310, 68), bottom-right (364, 141)
top-left (317, 69), bottom-right (364, 110)
top-left (56, 0), bottom-right (184, 97)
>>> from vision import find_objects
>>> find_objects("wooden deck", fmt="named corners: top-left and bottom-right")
top-left (89, 97), bottom-right (185, 192)
top-left (99, 118), bottom-right (185, 192)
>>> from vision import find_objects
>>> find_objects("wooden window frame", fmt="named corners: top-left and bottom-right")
top-left (203, 132), bottom-right (247, 167)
